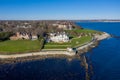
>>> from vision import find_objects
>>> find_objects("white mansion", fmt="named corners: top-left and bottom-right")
top-left (48, 32), bottom-right (69, 43)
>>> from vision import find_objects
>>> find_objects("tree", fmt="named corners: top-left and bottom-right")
top-left (0, 32), bottom-right (13, 41)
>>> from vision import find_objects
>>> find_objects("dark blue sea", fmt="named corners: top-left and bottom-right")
top-left (0, 22), bottom-right (120, 80)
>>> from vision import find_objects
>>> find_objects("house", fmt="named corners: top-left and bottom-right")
top-left (10, 32), bottom-right (30, 40)
top-left (48, 32), bottom-right (69, 43)
top-left (10, 32), bottom-right (38, 40)
top-left (52, 22), bottom-right (73, 30)
top-left (17, 25), bottom-right (32, 28)
top-left (31, 35), bottom-right (38, 40)
top-left (16, 23), bottom-right (32, 28)
top-left (58, 24), bottom-right (73, 30)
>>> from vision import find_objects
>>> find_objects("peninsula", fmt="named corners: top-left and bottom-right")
top-left (0, 20), bottom-right (110, 59)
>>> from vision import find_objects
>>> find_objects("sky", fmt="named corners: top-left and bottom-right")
top-left (0, 0), bottom-right (120, 20)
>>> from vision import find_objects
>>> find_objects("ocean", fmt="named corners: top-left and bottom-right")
top-left (77, 22), bottom-right (120, 80)
top-left (0, 22), bottom-right (120, 80)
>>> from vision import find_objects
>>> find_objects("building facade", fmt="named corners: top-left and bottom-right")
top-left (48, 32), bottom-right (69, 43)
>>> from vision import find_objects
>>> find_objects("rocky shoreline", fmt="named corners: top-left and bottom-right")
top-left (0, 54), bottom-right (78, 65)
top-left (0, 32), bottom-right (111, 63)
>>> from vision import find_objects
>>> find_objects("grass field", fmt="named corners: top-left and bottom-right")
top-left (0, 40), bottom-right (40, 54)
top-left (67, 29), bottom-right (101, 33)
top-left (71, 36), bottom-right (92, 48)
top-left (44, 45), bottom-right (69, 49)
top-left (44, 42), bottom-right (71, 49)
top-left (66, 29), bottom-right (102, 37)
top-left (44, 36), bottom-right (92, 49)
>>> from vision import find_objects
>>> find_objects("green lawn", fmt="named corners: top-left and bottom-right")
top-left (67, 29), bottom-right (101, 33)
top-left (44, 45), bottom-right (69, 49)
top-left (0, 40), bottom-right (40, 54)
top-left (71, 36), bottom-right (92, 48)
top-left (44, 42), bottom-right (71, 49)
top-left (66, 29), bottom-right (102, 37)
top-left (45, 42), bottom-right (70, 45)
top-left (44, 36), bottom-right (92, 49)
top-left (72, 29), bottom-right (99, 33)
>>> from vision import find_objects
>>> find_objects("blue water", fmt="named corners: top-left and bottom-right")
top-left (77, 22), bottom-right (120, 80)
top-left (0, 22), bottom-right (120, 80)
top-left (76, 22), bottom-right (120, 36)
top-left (0, 59), bottom-right (86, 80)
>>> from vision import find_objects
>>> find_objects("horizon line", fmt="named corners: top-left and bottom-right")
top-left (0, 19), bottom-right (120, 21)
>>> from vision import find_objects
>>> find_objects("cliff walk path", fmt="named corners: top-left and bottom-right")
top-left (0, 51), bottom-right (75, 59)
top-left (0, 32), bottom-right (110, 59)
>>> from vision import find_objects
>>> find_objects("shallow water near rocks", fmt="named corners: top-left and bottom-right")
top-left (0, 58), bottom-right (86, 80)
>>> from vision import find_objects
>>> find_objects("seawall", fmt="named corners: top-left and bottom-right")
top-left (0, 51), bottom-right (75, 59)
